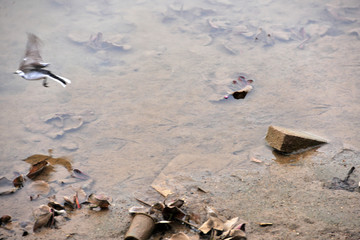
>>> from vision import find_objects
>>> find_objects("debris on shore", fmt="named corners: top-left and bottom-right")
top-left (126, 196), bottom-right (247, 240)
top-left (265, 125), bottom-right (327, 153)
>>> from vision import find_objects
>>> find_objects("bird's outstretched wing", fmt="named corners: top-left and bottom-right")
top-left (19, 33), bottom-right (48, 70)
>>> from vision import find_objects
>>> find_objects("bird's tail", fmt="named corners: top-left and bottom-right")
top-left (47, 72), bottom-right (72, 88)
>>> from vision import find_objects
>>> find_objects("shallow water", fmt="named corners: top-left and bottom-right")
top-left (0, 0), bottom-right (360, 239)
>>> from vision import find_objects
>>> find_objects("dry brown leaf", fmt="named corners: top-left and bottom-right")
top-left (152, 184), bottom-right (173, 197)
top-left (88, 193), bottom-right (112, 209)
top-left (13, 175), bottom-right (25, 188)
top-left (226, 229), bottom-right (247, 240)
top-left (223, 217), bottom-right (239, 232)
top-left (27, 160), bottom-right (48, 179)
top-left (199, 216), bottom-right (224, 234)
top-left (0, 215), bottom-right (11, 225)
top-left (48, 201), bottom-right (65, 211)
top-left (33, 205), bottom-right (54, 232)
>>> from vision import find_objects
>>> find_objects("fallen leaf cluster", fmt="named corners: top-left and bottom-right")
top-left (32, 189), bottom-right (112, 232)
top-left (0, 152), bottom-right (89, 196)
top-left (68, 32), bottom-right (131, 51)
top-left (0, 151), bottom-right (111, 235)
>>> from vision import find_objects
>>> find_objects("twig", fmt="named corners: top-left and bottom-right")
top-left (134, 197), bottom-right (152, 207)
top-left (344, 167), bottom-right (355, 182)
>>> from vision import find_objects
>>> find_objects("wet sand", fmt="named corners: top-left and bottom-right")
top-left (0, 0), bottom-right (360, 239)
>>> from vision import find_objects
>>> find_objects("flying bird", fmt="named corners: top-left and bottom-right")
top-left (14, 33), bottom-right (72, 88)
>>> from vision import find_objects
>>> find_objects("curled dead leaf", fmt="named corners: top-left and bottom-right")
top-left (226, 229), bottom-right (247, 240)
top-left (162, 205), bottom-right (186, 221)
top-left (167, 199), bottom-right (185, 208)
top-left (199, 216), bottom-right (224, 234)
top-left (161, 198), bottom-right (186, 221)
top-left (88, 193), bottom-right (112, 209)
top-left (63, 196), bottom-right (75, 210)
top-left (13, 175), bottom-right (25, 188)
top-left (48, 201), bottom-right (65, 211)
top-left (150, 202), bottom-right (165, 212)
top-left (33, 205), bottom-right (55, 232)
top-left (27, 160), bottom-right (48, 179)
top-left (221, 217), bottom-right (247, 239)
top-left (0, 215), bottom-right (11, 225)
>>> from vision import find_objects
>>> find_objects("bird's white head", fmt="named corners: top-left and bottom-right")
top-left (14, 70), bottom-right (24, 76)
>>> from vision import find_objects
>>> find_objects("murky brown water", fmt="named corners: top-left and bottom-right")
top-left (1, 0), bottom-right (360, 239)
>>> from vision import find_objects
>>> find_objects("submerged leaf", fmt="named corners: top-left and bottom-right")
top-left (24, 154), bottom-right (50, 165)
top-left (28, 180), bottom-right (50, 196)
top-left (71, 169), bottom-right (90, 180)
top-left (47, 157), bottom-right (73, 172)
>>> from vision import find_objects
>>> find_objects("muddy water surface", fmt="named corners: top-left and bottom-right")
top-left (0, 0), bottom-right (359, 239)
